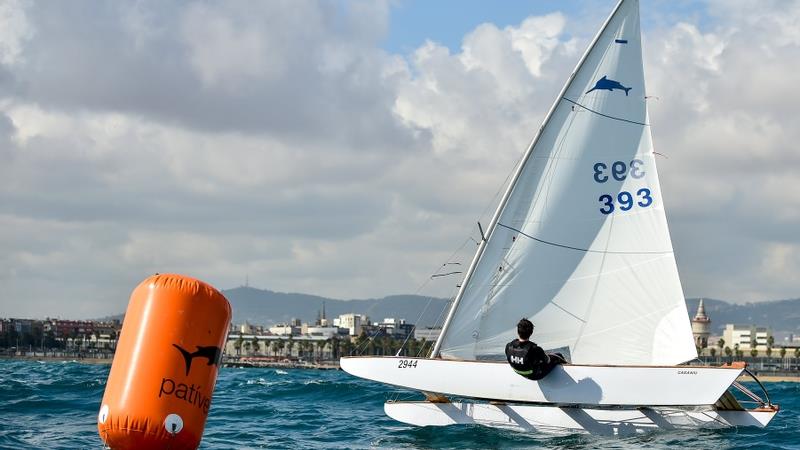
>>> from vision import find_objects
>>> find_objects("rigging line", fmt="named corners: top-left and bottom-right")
top-left (430, 271), bottom-right (463, 278)
top-left (392, 232), bottom-right (475, 359)
top-left (550, 301), bottom-right (586, 323)
top-left (561, 97), bottom-right (648, 126)
top-left (417, 285), bottom-right (459, 358)
top-left (395, 238), bottom-right (473, 357)
top-left (496, 222), bottom-right (673, 255)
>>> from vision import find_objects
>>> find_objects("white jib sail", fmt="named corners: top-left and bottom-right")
top-left (436, 0), bottom-right (697, 366)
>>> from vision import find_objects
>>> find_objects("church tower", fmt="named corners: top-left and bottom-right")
top-left (691, 299), bottom-right (711, 349)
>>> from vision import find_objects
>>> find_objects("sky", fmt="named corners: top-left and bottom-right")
top-left (1, 0), bottom-right (799, 319)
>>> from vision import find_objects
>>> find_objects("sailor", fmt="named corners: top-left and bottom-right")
top-left (505, 318), bottom-right (565, 380)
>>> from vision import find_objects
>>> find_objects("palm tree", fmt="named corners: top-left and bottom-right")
top-left (286, 336), bottom-right (294, 358)
top-left (271, 340), bottom-right (280, 357)
top-left (406, 337), bottom-right (418, 357)
top-left (766, 336), bottom-right (774, 359)
top-left (709, 347), bottom-right (717, 359)
top-left (329, 337), bottom-right (340, 360)
top-left (717, 338), bottom-right (725, 354)
top-left (277, 339), bottom-right (285, 358)
top-left (251, 338), bottom-right (261, 356)
top-left (419, 338), bottom-right (432, 358)
top-left (90, 331), bottom-right (99, 353)
top-left (316, 340), bottom-right (327, 362)
top-left (749, 346), bottom-right (758, 358)
top-left (780, 347), bottom-right (786, 359)
top-left (109, 330), bottom-right (118, 351)
top-left (340, 338), bottom-right (354, 358)
top-left (381, 336), bottom-right (397, 355)
top-left (234, 336), bottom-right (244, 356)
top-left (355, 332), bottom-right (368, 354)
top-left (794, 347), bottom-right (800, 359)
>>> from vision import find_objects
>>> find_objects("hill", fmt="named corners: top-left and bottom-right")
top-left (101, 287), bottom-right (800, 334)
top-left (221, 286), bottom-right (450, 328)
top-left (686, 298), bottom-right (800, 335)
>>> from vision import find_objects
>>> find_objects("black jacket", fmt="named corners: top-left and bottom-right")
top-left (505, 339), bottom-right (551, 380)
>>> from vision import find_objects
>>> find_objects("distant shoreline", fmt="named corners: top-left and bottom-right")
top-left (739, 374), bottom-right (800, 383)
top-left (0, 354), bottom-right (342, 370)
top-left (3, 355), bottom-right (798, 381)
top-left (0, 354), bottom-right (112, 364)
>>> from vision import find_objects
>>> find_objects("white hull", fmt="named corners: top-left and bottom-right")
top-left (341, 357), bottom-right (742, 406)
top-left (385, 401), bottom-right (777, 434)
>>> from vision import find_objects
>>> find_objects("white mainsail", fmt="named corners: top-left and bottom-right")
top-left (435, 0), bottom-right (696, 365)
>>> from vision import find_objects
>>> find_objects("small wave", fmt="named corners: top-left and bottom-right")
top-left (244, 378), bottom-right (290, 388)
top-left (276, 370), bottom-right (288, 375)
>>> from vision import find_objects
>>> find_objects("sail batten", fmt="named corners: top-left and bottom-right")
top-left (436, 0), bottom-right (697, 366)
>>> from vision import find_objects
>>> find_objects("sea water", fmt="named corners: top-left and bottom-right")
top-left (0, 360), bottom-right (797, 449)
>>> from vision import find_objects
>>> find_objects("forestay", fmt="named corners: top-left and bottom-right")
top-left (436, 0), bottom-right (696, 365)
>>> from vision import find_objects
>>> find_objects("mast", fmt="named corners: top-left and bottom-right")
top-left (431, 0), bottom-right (630, 358)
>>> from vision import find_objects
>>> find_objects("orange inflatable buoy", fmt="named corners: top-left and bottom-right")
top-left (98, 274), bottom-right (231, 449)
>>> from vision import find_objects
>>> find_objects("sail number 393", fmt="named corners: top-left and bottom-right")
top-left (593, 160), bottom-right (653, 215)
top-left (593, 160), bottom-right (645, 183)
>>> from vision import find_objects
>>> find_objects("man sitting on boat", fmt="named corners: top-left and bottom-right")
top-left (505, 318), bottom-right (566, 380)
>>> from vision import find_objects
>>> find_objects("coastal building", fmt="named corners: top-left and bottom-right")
top-left (333, 314), bottom-right (362, 336)
top-left (379, 318), bottom-right (414, 339)
top-left (691, 299), bottom-right (711, 349)
top-left (302, 325), bottom-right (346, 338)
top-left (414, 327), bottom-right (441, 342)
top-left (224, 333), bottom-right (333, 358)
top-left (723, 324), bottom-right (752, 350)
top-left (752, 327), bottom-right (772, 350)
top-left (723, 324), bottom-right (773, 350)
top-left (268, 323), bottom-right (299, 336)
top-left (52, 319), bottom-right (94, 338)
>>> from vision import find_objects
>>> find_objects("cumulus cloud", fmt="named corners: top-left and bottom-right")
top-left (0, 0), bottom-right (797, 318)
top-left (642, 2), bottom-right (800, 301)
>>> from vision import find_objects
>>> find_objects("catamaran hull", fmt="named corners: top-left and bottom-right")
top-left (341, 357), bottom-right (742, 406)
top-left (384, 401), bottom-right (777, 434)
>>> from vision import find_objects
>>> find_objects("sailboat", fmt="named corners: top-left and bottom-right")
top-left (341, 0), bottom-right (778, 434)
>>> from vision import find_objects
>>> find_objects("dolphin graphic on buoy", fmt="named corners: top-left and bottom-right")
top-left (586, 75), bottom-right (631, 96)
top-left (172, 344), bottom-right (222, 376)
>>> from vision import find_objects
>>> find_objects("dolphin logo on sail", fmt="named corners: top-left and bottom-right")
top-left (172, 344), bottom-right (222, 375)
top-left (586, 75), bottom-right (631, 96)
